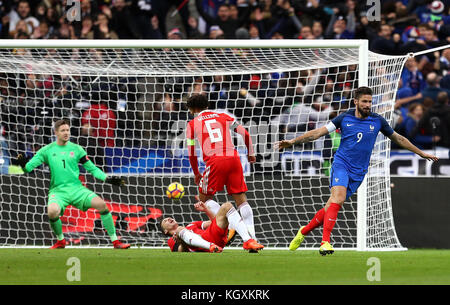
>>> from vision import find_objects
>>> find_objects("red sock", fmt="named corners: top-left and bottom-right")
top-left (301, 208), bottom-right (325, 235)
top-left (322, 203), bottom-right (341, 243)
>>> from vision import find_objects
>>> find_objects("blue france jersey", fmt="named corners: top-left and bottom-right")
top-left (328, 109), bottom-right (394, 175)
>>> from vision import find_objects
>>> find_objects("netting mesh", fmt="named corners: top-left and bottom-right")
top-left (0, 44), bottom-right (407, 249)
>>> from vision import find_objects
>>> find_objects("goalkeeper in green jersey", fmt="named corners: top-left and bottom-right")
top-left (16, 119), bottom-right (130, 249)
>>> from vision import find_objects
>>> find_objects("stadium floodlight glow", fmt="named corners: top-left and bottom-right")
top-left (0, 39), bottom-right (408, 251)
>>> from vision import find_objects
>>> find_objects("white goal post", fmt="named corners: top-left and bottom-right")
top-left (0, 39), bottom-right (407, 250)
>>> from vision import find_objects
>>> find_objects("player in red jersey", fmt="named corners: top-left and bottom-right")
top-left (185, 94), bottom-right (262, 250)
top-left (160, 200), bottom-right (263, 252)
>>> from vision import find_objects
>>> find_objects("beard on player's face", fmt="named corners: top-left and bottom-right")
top-left (356, 102), bottom-right (371, 117)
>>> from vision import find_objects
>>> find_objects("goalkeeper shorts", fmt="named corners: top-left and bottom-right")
top-left (48, 186), bottom-right (98, 216)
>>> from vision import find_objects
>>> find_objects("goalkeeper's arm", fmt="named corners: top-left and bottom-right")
top-left (79, 155), bottom-right (125, 186)
top-left (17, 152), bottom-right (44, 173)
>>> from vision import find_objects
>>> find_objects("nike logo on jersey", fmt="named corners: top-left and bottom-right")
top-left (346, 123), bottom-right (354, 126)
top-left (370, 125), bottom-right (374, 130)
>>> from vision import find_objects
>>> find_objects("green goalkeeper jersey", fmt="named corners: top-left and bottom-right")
top-left (24, 141), bottom-right (107, 192)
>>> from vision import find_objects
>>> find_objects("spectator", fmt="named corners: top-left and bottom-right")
top-left (416, 91), bottom-right (450, 148)
top-left (77, 16), bottom-right (94, 39)
top-left (422, 24), bottom-right (447, 49)
top-left (34, 4), bottom-right (47, 23)
top-left (7, 0), bottom-right (40, 37)
top-left (93, 12), bottom-right (118, 39)
top-left (10, 19), bottom-right (30, 38)
top-left (81, 100), bottom-right (117, 170)
top-left (324, 14), bottom-right (354, 39)
top-left (312, 21), bottom-right (324, 39)
top-left (396, 103), bottom-right (439, 149)
top-left (208, 25), bottom-right (225, 39)
top-left (131, 0), bottom-right (163, 39)
top-left (235, 27), bottom-right (250, 39)
top-left (370, 24), bottom-right (403, 55)
top-left (187, 16), bottom-right (203, 39)
top-left (167, 27), bottom-right (185, 39)
top-left (293, 0), bottom-right (329, 28)
top-left (110, 0), bottom-right (140, 39)
top-left (152, 0), bottom-right (191, 39)
top-left (248, 23), bottom-right (260, 39)
top-left (435, 48), bottom-right (450, 75)
top-left (422, 71), bottom-right (450, 102)
top-left (395, 83), bottom-right (423, 119)
top-left (401, 57), bottom-right (427, 95)
top-left (30, 20), bottom-right (50, 39)
top-left (44, 6), bottom-right (59, 31)
top-left (298, 25), bottom-right (314, 39)
top-left (56, 20), bottom-right (76, 39)
top-left (195, 0), bottom-right (251, 39)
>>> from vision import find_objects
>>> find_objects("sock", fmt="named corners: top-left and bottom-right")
top-left (301, 208), bottom-right (325, 235)
top-left (205, 199), bottom-right (220, 216)
top-left (178, 228), bottom-right (211, 250)
top-left (322, 203), bottom-right (341, 243)
top-left (238, 202), bottom-right (256, 240)
top-left (100, 210), bottom-right (118, 242)
top-left (226, 207), bottom-right (251, 242)
top-left (49, 217), bottom-right (64, 241)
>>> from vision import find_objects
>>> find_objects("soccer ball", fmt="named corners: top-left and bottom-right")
top-left (166, 182), bottom-right (185, 200)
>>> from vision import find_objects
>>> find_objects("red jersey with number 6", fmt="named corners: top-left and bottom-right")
top-left (186, 110), bottom-right (240, 163)
top-left (186, 110), bottom-right (253, 195)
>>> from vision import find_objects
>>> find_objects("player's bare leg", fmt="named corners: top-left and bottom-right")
top-left (215, 202), bottom-right (263, 252)
top-left (196, 194), bottom-right (236, 245)
top-left (320, 186), bottom-right (346, 255)
top-left (90, 196), bottom-right (130, 249)
top-left (48, 202), bottom-right (66, 249)
top-left (232, 192), bottom-right (258, 242)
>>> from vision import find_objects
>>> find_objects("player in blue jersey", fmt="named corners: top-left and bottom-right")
top-left (275, 86), bottom-right (438, 255)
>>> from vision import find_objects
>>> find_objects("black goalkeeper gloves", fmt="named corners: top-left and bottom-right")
top-left (16, 154), bottom-right (29, 169)
top-left (105, 176), bottom-right (126, 187)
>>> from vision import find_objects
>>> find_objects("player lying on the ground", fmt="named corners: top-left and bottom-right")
top-left (16, 119), bottom-right (130, 249)
top-left (160, 200), bottom-right (264, 252)
top-left (185, 94), bottom-right (261, 246)
top-left (275, 86), bottom-right (438, 256)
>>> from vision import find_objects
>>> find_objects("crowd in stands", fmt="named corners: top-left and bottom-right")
top-left (0, 0), bottom-right (450, 173)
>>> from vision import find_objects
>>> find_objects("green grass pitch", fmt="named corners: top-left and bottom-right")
top-left (1, 248), bottom-right (450, 285)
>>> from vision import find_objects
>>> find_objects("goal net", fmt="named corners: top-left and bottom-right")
top-left (0, 40), bottom-right (407, 250)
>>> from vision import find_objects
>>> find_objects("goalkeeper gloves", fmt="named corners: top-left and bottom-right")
top-left (105, 176), bottom-right (126, 186)
top-left (16, 154), bottom-right (29, 169)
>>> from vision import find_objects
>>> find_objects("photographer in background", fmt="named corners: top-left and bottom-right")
top-left (415, 91), bottom-right (450, 149)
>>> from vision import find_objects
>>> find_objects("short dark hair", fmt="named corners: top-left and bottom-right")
top-left (436, 91), bottom-right (449, 105)
top-left (54, 119), bottom-right (70, 131)
top-left (186, 94), bottom-right (209, 110)
top-left (354, 86), bottom-right (373, 100)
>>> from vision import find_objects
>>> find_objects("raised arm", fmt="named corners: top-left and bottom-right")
top-left (388, 131), bottom-right (439, 161)
top-left (194, 201), bottom-right (215, 221)
top-left (274, 126), bottom-right (329, 150)
top-left (195, 0), bottom-right (216, 25)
